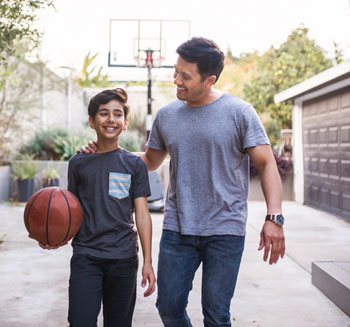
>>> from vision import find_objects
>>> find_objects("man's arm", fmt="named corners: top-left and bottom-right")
top-left (78, 141), bottom-right (167, 172)
top-left (247, 144), bottom-right (285, 265)
top-left (134, 197), bottom-right (156, 297)
top-left (135, 147), bottom-right (168, 171)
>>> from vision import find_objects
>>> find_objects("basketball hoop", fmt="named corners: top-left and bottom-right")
top-left (134, 49), bottom-right (164, 68)
top-left (108, 19), bottom-right (190, 68)
top-left (108, 19), bottom-right (190, 138)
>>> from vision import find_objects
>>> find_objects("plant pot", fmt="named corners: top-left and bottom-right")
top-left (17, 178), bottom-right (34, 202)
top-left (42, 178), bottom-right (59, 188)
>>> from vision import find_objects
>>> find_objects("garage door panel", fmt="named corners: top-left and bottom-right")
top-left (330, 191), bottom-right (340, 210)
top-left (341, 160), bottom-right (350, 179)
top-left (343, 195), bottom-right (350, 212)
top-left (341, 92), bottom-right (350, 108)
top-left (341, 126), bottom-right (350, 142)
top-left (329, 127), bottom-right (338, 143)
top-left (328, 96), bottom-right (338, 111)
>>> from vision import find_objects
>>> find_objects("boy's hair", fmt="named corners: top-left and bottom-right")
top-left (176, 37), bottom-right (225, 83)
top-left (88, 88), bottom-right (130, 119)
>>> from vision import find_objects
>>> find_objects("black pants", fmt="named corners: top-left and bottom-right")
top-left (68, 253), bottom-right (138, 327)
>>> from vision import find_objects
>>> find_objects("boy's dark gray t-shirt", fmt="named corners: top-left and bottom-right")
top-left (147, 92), bottom-right (269, 236)
top-left (68, 148), bottom-right (151, 259)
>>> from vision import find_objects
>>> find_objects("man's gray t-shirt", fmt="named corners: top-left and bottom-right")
top-left (68, 148), bottom-right (151, 259)
top-left (147, 92), bottom-right (269, 236)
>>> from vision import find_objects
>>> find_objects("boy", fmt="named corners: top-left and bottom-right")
top-left (43, 88), bottom-right (156, 326)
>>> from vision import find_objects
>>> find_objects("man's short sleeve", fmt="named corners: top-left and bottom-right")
top-left (240, 105), bottom-right (270, 151)
top-left (146, 111), bottom-right (166, 151)
top-left (131, 157), bottom-right (151, 199)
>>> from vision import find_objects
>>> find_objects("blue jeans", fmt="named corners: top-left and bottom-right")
top-left (156, 230), bottom-right (245, 327)
top-left (68, 254), bottom-right (138, 327)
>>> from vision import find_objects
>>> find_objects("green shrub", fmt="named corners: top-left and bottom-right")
top-left (264, 120), bottom-right (281, 150)
top-left (20, 128), bottom-right (69, 160)
top-left (20, 127), bottom-right (95, 160)
top-left (11, 154), bottom-right (38, 180)
top-left (42, 162), bottom-right (60, 179)
top-left (20, 127), bottom-right (144, 160)
top-left (53, 134), bottom-right (90, 160)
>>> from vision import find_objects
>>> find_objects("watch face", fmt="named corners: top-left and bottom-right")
top-left (276, 215), bottom-right (284, 225)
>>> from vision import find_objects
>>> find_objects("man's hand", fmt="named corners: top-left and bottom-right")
top-left (141, 262), bottom-right (156, 297)
top-left (76, 140), bottom-right (98, 154)
top-left (258, 221), bottom-right (285, 264)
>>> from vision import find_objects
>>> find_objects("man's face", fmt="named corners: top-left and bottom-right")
top-left (173, 55), bottom-right (211, 107)
top-left (89, 99), bottom-right (128, 140)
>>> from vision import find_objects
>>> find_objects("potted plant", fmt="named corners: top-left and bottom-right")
top-left (42, 162), bottom-right (60, 188)
top-left (11, 155), bottom-right (38, 202)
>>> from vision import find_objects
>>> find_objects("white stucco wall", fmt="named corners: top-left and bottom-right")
top-left (293, 101), bottom-right (304, 204)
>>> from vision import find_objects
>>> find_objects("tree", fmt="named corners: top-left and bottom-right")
top-left (0, 0), bottom-right (54, 62)
top-left (216, 51), bottom-right (259, 98)
top-left (243, 25), bottom-right (332, 129)
top-left (0, 0), bottom-right (54, 163)
top-left (333, 41), bottom-right (344, 65)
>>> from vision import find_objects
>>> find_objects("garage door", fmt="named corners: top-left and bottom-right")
top-left (303, 86), bottom-right (350, 220)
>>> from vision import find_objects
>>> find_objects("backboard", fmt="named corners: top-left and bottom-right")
top-left (108, 19), bottom-right (191, 68)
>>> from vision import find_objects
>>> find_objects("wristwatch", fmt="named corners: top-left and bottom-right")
top-left (265, 213), bottom-right (284, 227)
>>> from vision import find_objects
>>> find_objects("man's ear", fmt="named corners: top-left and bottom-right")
top-left (205, 75), bottom-right (217, 88)
top-left (88, 116), bottom-right (95, 129)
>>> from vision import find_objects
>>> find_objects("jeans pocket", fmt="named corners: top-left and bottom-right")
top-left (109, 172), bottom-right (131, 199)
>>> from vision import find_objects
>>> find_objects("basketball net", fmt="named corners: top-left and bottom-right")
top-left (135, 50), bottom-right (163, 68)
top-left (145, 50), bottom-right (153, 68)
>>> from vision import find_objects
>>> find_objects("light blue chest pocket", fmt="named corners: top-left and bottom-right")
top-left (109, 172), bottom-right (131, 199)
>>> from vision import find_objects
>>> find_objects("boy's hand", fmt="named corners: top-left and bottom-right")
top-left (77, 140), bottom-right (98, 154)
top-left (28, 234), bottom-right (66, 250)
top-left (39, 242), bottom-right (65, 250)
top-left (141, 262), bottom-right (156, 297)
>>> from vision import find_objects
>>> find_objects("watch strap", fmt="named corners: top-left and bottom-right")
top-left (265, 213), bottom-right (284, 226)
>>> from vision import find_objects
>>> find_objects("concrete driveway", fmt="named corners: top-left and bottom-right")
top-left (0, 201), bottom-right (349, 326)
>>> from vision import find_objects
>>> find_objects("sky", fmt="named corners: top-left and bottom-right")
top-left (37, 0), bottom-right (350, 81)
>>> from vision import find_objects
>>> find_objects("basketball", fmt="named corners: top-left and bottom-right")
top-left (24, 187), bottom-right (82, 247)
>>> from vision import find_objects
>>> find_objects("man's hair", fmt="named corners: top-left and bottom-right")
top-left (176, 37), bottom-right (225, 83)
top-left (88, 88), bottom-right (130, 119)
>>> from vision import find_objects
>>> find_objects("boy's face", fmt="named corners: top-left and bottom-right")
top-left (173, 55), bottom-right (215, 107)
top-left (89, 99), bottom-right (128, 141)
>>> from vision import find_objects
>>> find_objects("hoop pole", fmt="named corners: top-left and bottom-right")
top-left (146, 50), bottom-right (153, 140)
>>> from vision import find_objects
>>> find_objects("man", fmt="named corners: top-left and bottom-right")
top-left (83, 37), bottom-right (285, 327)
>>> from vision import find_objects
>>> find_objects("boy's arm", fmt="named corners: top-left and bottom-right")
top-left (134, 196), bottom-right (156, 297)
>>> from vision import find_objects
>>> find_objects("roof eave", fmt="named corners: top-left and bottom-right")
top-left (274, 60), bottom-right (350, 103)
